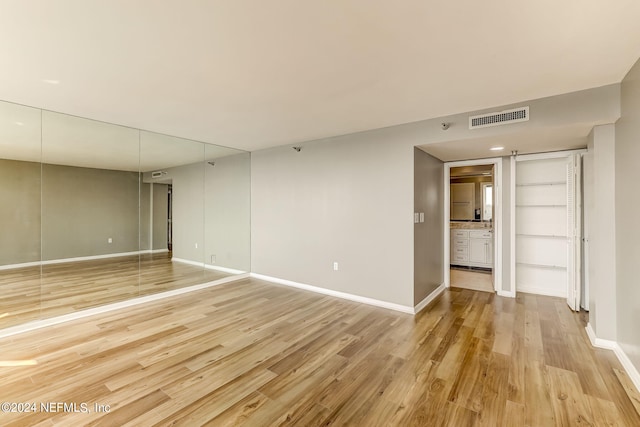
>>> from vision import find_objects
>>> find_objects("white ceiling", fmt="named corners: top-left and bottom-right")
top-left (420, 123), bottom-right (593, 162)
top-left (1, 1), bottom-right (639, 152)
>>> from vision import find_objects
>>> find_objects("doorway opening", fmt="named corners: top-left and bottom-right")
top-left (444, 158), bottom-right (503, 294)
top-left (512, 150), bottom-right (584, 311)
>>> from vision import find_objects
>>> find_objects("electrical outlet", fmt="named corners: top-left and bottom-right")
top-left (195, 243), bottom-right (198, 249)
top-left (333, 262), bottom-right (339, 271)
top-left (414, 213), bottom-right (419, 223)
top-left (108, 237), bottom-right (112, 244)
top-left (420, 212), bottom-right (424, 223)
top-left (211, 254), bottom-right (216, 263)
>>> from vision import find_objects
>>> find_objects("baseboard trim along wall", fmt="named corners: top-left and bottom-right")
top-left (0, 249), bottom-right (170, 271)
top-left (586, 323), bottom-right (640, 394)
top-left (0, 273), bottom-right (249, 340)
top-left (250, 273), bottom-right (445, 315)
top-left (171, 257), bottom-right (246, 275)
top-left (516, 286), bottom-right (567, 298)
top-left (414, 283), bottom-right (445, 314)
top-left (497, 290), bottom-right (517, 298)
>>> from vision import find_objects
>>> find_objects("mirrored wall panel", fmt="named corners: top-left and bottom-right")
top-left (0, 101), bottom-right (42, 326)
top-left (0, 100), bottom-right (250, 330)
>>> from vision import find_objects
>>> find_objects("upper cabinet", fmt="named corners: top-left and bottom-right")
top-left (451, 182), bottom-right (475, 220)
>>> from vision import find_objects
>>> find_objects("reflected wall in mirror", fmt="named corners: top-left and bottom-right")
top-left (0, 99), bottom-right (250, 331)
top-left (0, 101), bottom-right (42, 327)
top-left (41, 111), bottom-right (141, 318)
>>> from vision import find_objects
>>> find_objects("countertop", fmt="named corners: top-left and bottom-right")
top-left (450, 221), bottom-right (492, 230)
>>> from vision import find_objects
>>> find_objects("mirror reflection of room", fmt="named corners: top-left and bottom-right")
top-left (0, 100), bottom-right (251, 330)
top-left (449, 165), bottom-right (494, 293)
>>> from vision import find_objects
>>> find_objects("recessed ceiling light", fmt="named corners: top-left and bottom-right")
top-left (42, 79), bottom-right (60, 85)
top-left (490, 146), bottom-right (504, 151)
top-left (15, 121), bottom-right (24, 126)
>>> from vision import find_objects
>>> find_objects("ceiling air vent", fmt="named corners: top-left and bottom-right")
top-left (151, 171), bottom-right (163, 178)
top-left (469, 106), bottom-right (529, 129)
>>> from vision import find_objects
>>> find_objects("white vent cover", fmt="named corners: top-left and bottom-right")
top-left (469, 106), bottom-right (529, 129)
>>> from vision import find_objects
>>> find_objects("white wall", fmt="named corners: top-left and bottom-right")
top-left (251, 85), bottom-right (620, 307)
top-left (251, 130), bottom-right (416, 306)
top-left (586, 125), bottom-right (617, 341)
top-left (204, 152), bottom-right (251, 272)
top-left (615, 57), bottom-right (640, 373)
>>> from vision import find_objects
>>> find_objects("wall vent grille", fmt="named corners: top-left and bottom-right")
top-left (469, 106), bottom-right (529, 129)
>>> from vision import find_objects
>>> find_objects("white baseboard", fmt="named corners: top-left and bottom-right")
top-left (414, 283), bottom-right (445, 314)
top-left (148, 249), bottom-right (169, 254)
top-left (0, 260), bottom-right (41, 271)
top-left (586, 323), bottom-right (640, 394)
top-left (250, 273), bottom-right (415, 314)
top-left (497, 289), bottom-right (516, 298)
top-left (585, 323), bottom-right (617, 349)
top-left (205, 264), bottom-right (246, 275)
top-left (171, 258), bottom-right (246, 275)
top-left (171, 257), bottom-right (203, 268)
top-left (516, 285), bottom-right (566, 298)
top-left (0, 273), bottom-right (249, 339)
top-left (0, 250), bottom-right (169, 271)
top-left (613, 344), bottom-right (640, 395)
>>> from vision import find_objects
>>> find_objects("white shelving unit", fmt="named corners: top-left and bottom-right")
top-left (515, 157), bottom-right (569, 297)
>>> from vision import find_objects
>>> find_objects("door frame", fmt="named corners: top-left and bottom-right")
top-left (513, 149), bottom-right (586, 306)
top-left (444, 157), bottom-right (504, 294)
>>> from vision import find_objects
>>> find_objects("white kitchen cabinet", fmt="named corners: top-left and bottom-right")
top-left (469, 230), bottom-right (493, 267)
top-left (451, 228), bottom-right (492, 268)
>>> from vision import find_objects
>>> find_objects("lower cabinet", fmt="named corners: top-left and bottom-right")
top-left (451, 229), bottom-right (493, 268)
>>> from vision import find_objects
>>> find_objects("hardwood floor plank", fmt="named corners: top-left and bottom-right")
top-left (546, 365), bottom-right (595, 426)
top-left (0, 278), bottom-right (638, 426)
top-left (613, 368), bottom-right (640, 418)
top-left (505, 400), bottom-right (525, 426)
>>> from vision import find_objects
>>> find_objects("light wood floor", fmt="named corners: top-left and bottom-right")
top-left (450, 268), bottom-right (494, 293)
top-left (1, 279), bottom-right (639, 426)
top-left (0, 253), bottom-right (230, 329)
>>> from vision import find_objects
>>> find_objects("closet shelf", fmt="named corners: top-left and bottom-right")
top-left (516, 262), bottom-right (567, 271)
top-left (516, 233), bottom-right (567, 239)
top-left (516, 181), bottom-right (566, 187)
top-left (516, 204), bottom-right (566, 208)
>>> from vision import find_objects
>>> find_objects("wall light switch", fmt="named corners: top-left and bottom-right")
top-left (195, 243), bottom-right (198, 249)
top-left (420, 212), bottom-right (424, 223)
top-left (414, 213), bottom-right (419, 223)
top-left (108, 237), bottom-right (113, 244)
top-left (333, 262), bottom-right (339, 271)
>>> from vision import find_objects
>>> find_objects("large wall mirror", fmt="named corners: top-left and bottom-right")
top-left (0, 100), bottom-right (250, 330)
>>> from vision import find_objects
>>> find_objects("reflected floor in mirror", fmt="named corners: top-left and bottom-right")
top-left (0, 253), bottom-right (231, 329)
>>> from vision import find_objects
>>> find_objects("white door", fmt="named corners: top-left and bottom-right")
top-left (566, 154), bottom-right (582, 311)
